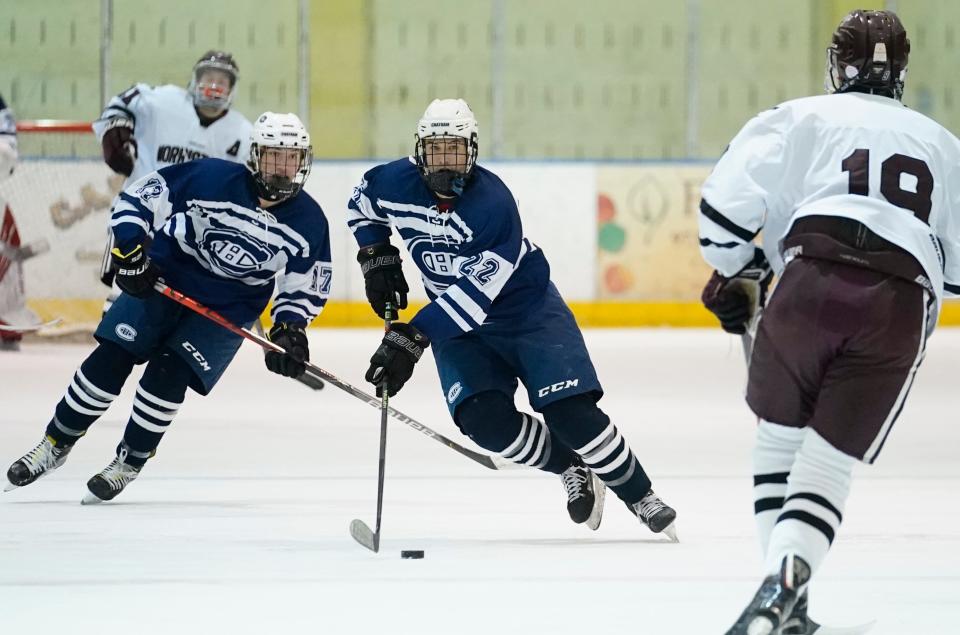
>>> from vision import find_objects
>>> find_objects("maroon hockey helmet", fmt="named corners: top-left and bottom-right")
top-left (825, 10), bottom-right (910, 100)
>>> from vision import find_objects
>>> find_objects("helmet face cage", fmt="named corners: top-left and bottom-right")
top-left (415, 132), bottom-right (478, 196)
top-left (249, 144), bottom-right (313, 202)
top-left (824, 10), bottom-right (909, 101)
top-left (189, 52), bottom-right (239, 111)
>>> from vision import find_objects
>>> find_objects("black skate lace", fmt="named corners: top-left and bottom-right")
top-left (561, 468), bottom-right (588, 503)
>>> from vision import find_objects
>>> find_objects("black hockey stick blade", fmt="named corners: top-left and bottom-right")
top-left (349, 518), bottom-right (379, 553)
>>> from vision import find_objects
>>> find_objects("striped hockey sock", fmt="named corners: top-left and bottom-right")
top-left (753, 420), bottom-right (807, 556)
top-left (765, 429), bottom-right (855, 579)
top-left (498, 413), bottom-right (555, 469)
top-left (118, 352), bottom-right (190, 467)
top-left (575, 421), bottom-right (651, 504)
top-left (44, 343), bottom-right (135, 445)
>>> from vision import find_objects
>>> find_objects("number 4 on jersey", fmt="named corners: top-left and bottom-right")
top-left (841, 149), bottom-right (933, 223)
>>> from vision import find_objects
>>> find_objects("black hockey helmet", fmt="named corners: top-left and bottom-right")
top-left (825, 10), bottom-right (910, 100)
top-left (190, 50), bottom-right (239, 111)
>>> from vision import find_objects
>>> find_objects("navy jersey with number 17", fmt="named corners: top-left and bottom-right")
top-left (347, 158), bottom-right (550, 342)
top-left (111, 158), bottom-right (332, 326)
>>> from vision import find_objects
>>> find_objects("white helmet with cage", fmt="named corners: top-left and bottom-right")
top-left (247, 112), bottom-right (313, 202)
top-left (414, 98), bottom-right (479, 196)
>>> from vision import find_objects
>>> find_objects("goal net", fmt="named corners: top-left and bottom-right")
top-left (0, 121), bottom-right (120, 331)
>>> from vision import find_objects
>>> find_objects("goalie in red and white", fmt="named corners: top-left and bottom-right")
top-left (0, 92), bottom-right (39, 350)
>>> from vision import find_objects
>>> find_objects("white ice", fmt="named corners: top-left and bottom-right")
top-left (1, 329), bottom-right (958, 634)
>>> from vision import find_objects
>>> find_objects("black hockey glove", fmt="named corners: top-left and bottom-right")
top-left (701, 248), bottom-right (773, 335)
top-left (101, 118), bottom-right (138, 177)
top-left (265, 322), bottom-right (310, 378)
top-left (365, 323), bottom-right (429, 397)
top-left (357, 243), bottom-right (409, 318)
top-left (110, 243), bottom-right (159, 298)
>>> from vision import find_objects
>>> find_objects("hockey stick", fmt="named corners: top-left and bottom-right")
top-left (0, 238), bottom-right (50, 263)
top-left (349, 303), bottom-right (394, 553)
top-left (252, 319), bottom-right (325, 391)
top-left (0, 318), bottom-right (63, 333)
top-left (154, 282), bottom-right (502, 470)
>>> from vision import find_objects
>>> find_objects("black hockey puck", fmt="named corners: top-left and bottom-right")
top-left (401, 550), bottom-right (424, 559)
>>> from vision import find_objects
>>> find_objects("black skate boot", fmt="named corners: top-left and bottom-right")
top-left (725, 554), bottom-right (812, 635)
top-left (630, 489), bottom-right (678, 541)
top-left (82, 454), bottom-right (143, 504)
top-left (5, 435), bottom-right (74, 491)
top-left (560, 457), bottom-right (605, 530)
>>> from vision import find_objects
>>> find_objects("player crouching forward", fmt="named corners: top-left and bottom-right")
top-left (4, 112), bottom-right (332, 503)
top-left (347, 98), bottom-right (677, 537)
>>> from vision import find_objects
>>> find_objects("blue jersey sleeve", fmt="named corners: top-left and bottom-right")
top-left (271, 206), bottom-right (333, 326)
top-left (410, 189), bottom-right (533, 343)
top-left (346, 167), bottom-right (393, 247)
top-left (110, 162), bottom-right (192, 252)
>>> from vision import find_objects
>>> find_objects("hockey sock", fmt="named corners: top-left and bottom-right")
top-left (455, 391), bottom-right (575, 474)
top-left (765, 429), bottom-right (855, 580)
top-left (118, 349), bottom-right (191, 468)
top-left (542, 394), bottom-right (652, 503)
top-left (45, 341), bottom-right (137, 446)
top-left (753, 420), bottom-right (807, 556)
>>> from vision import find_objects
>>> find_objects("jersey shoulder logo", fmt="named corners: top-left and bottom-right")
top-left (226, 140), bottom-right (240, 157)
top-left (135, 177), bottom-right (164, 202)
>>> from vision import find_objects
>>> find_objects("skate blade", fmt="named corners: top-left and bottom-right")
top-left (3, 480), bottom-right (19, 492)
top-left (586, 474), bottom-right (605, 531)
top-left (812, 620), bottom-right (876, 634)
top-left (81, 491), bottom-right (105, 505)
top-left (661, 522), bottom-right (679, 543)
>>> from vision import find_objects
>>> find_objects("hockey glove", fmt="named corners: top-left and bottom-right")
top-left (110, 243), bottom-right (159, 298)
top-left (357, 243), bottom-right (409, 318)
top-left (701, 248), bottom-right (773, 335)
top-left (101, 118), bottom-right (138, 177)
top-left (265, 322), bottom-right (310, 378)
top-left (365, 323), bottom-right (429, 397)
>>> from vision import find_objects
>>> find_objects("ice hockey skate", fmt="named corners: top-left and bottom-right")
top-left (82, 455), bottom-right (143, 504)
top-left (5, 435), bottom-right (74, 491)
top-left (560, 457), bottom-right (605, 530)
top-left (630, 489), bottom-right (678, 541)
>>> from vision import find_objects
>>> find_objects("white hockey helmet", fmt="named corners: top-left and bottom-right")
top-left (248, 112), bottom-right (313, 202)
top-left (188, 50), bottom-right (239, 112)
top-left (414, 98), bottom-right (478, 196)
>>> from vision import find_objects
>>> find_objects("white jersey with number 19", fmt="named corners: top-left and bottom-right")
top-left (699, 91), bottom-right (960, 319)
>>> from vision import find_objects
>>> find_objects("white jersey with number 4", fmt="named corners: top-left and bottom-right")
top-left (92, 83), bottom-right (252, 187)
top-left (699, 91), bottom-right (960, 319)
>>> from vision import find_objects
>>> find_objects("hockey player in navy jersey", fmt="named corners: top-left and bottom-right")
top-left (348, 99), bottom-right (677, 536)
top-left (4, 112), bottom-right (332, 503)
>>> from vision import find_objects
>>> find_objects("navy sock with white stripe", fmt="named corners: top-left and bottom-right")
top-left (765, 429), bottom-right (855, 578)
top-left (455, 391), bottom-right (576, 474)
top-left (45, 341), bottom-right (137, 446)
top-left (542, 394), bottom-right (652, 504)
top-left (117, 350), bottom-right (191, 467)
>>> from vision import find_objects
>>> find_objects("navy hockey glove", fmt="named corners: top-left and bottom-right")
top-left (101, 118), bottom-right (137, 177)
top-left (110, 243), bottom-right (159, 298)
top-left (365, 323), bottom-right (429, 397)
top-left (701, 249), bottom-right (773, 335)
top-left (265, 322), bottom-right (310, 378)
top-left (357, 243), bottom-right (409, 318)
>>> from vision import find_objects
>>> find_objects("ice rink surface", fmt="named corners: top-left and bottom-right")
top-left (1, 328), bottom-right (958, 634)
